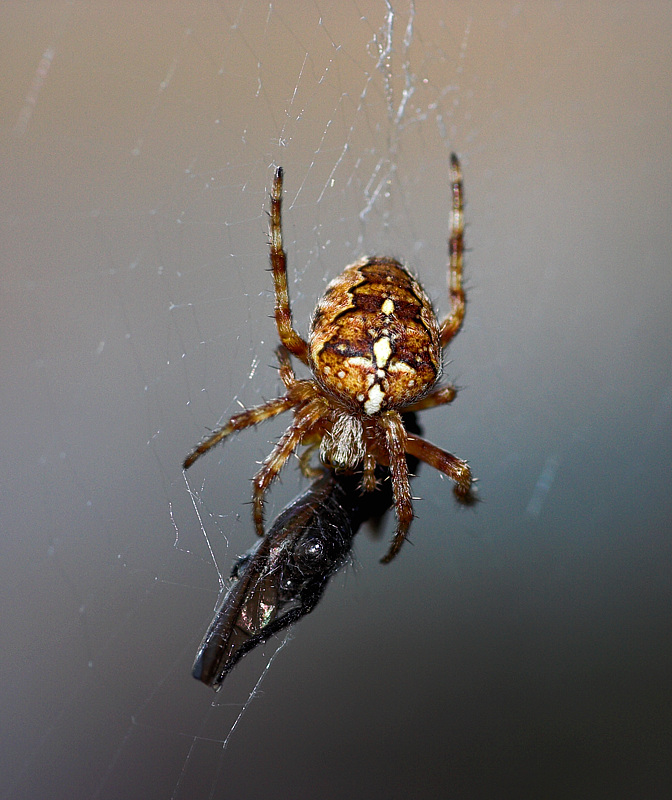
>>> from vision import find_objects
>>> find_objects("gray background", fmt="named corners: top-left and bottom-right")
top-left (2, 3), bottom-right (671, 798)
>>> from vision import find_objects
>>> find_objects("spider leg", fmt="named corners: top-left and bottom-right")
top-left (378, 411), bottom-right (414, 564)
top-left (270, 167), bottom-right (309, 364)
top-left (276, 345), bottom-right (297, 390)
top-left (183, 395), bottom-right (295, 470)
top-left (252, 398), bottom-right (326, 536)
top-left (404, 384), bottom-right (457, 412)
top-left (297, 440), bottom-right (323, 479)
top-left (439, 153), bottom-right (466, 348)
top-left (361, 452), bottom-right (377, 493)
top-left (405, 433), bottom-right (472, 499)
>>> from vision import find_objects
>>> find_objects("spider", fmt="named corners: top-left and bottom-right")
top-left (184, 155), bottom-right (473, 563)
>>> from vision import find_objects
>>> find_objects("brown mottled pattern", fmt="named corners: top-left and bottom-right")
top-left (309, 256), bottom-right (441, 413)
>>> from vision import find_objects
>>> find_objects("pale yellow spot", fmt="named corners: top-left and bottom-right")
top-left (388, 360), bottom-right (414, 373)
top-left (373, 336), bottom-right (392, 368)
top-left (381, 298), bottom-right (395, 316)
top-left (346, 356), bottom-right (373, 369)
top-left (364, 383), bottom-right (385, 415)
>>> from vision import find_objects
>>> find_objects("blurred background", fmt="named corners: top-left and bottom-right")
top-left (1, 3), bottom-right (670, 798)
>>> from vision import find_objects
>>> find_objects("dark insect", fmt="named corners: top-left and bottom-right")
top-left (192, 469), bottom-right (376, 689)
top-left (193, 415), bottom-right (425, 689)
top-left (184, 155), bottom-right (473, 562)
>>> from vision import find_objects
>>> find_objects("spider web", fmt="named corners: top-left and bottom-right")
top-left (2, 3), bottom-right (672, 799)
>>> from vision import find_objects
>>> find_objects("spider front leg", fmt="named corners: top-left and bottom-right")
top-left (270, 167), bottom-right (309, 364)
top-left (378, 411), bottom-right (414, 564)
top-left (439, 153), bottom-right (466, 348)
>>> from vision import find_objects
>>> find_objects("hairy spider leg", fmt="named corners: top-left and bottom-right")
top-left (405, 433), bottom-right (472, 499)
top-left (404, 384), bottom-right (457, 412)
top-left (183, 346), bottom-right (306, 470)
top-left (276, 344), bottom-right (297, 389)
top-left (275, 346), bottom-right (326, 479)
top-left (252, 397), bottom-right (327, 536)
top-left (378, 411), bottom-right (414, 564)
top-left (361, 452), bottom-right (377, 493)
top-left (183, 395), bottom-right (297, 470)
top-left (375, 432), bottom-right (472, 562)
top-left (297, 442), bottom-right (324, 479)
top-left (439, 153), bottom-right (466, 348)
top-left (270, 167), bottom-right (309, 363)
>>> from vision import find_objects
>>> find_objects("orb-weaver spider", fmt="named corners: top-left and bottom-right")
top-left (184, 156), bottom-right (473, 563)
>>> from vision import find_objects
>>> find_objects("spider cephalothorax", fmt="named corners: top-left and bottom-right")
top-left (184, 156), bottom-right (473, 563)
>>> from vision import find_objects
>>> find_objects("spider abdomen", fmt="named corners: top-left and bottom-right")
top-left (308, 257), bottom-right (441, 415)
